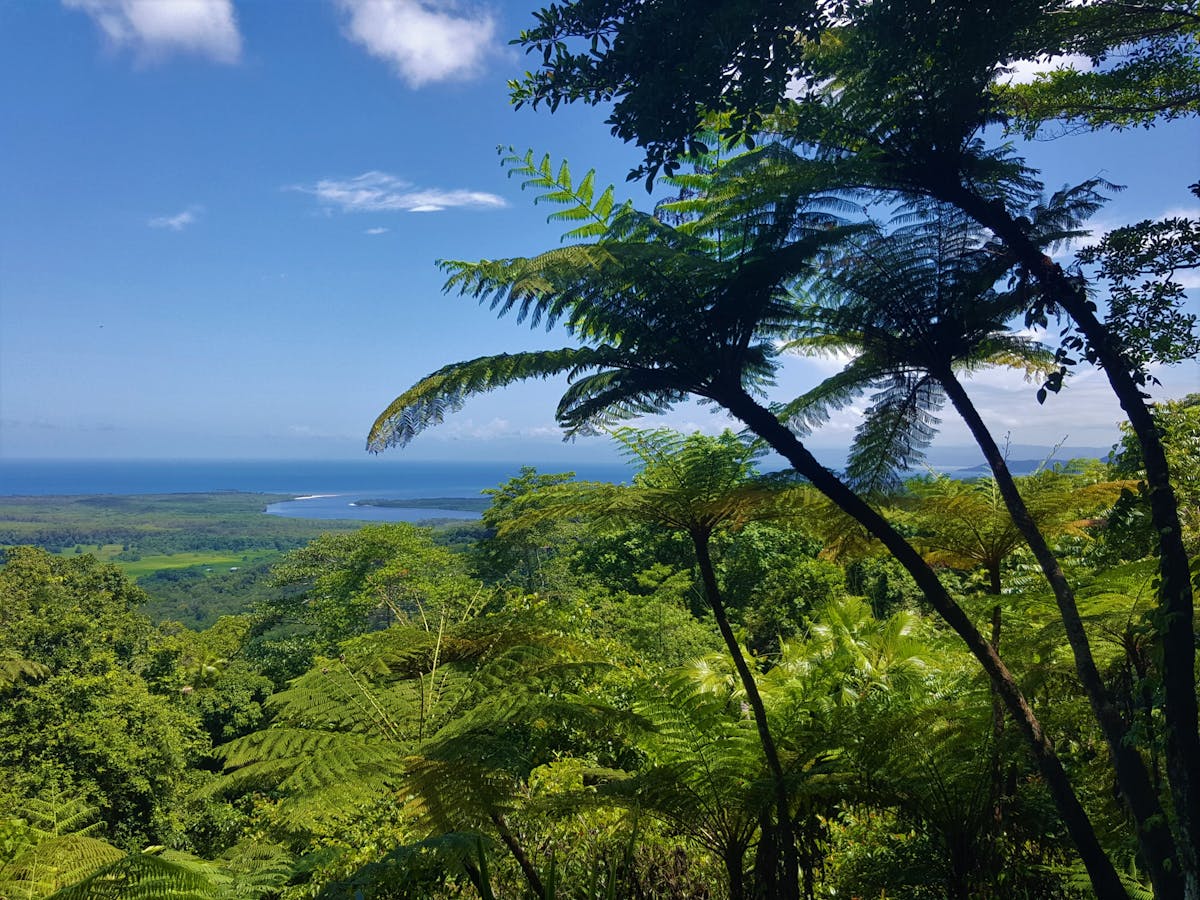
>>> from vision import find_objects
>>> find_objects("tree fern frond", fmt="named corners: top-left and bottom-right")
top-left (2, 834), bottom-right (126, 899)
top-left (47, 849), bottom-right (232, 900)
top-left (846, 373), bottom-right (944, 495)
top-left (499, 148), bottom-right (633, 241)
top-left (0, 655), bottom-right (51, 691)
top-left (209, 728), bottom-right (406, 798)
top-left (772, 353), bottom-right (888, 436)
top-left (217, 842), bottom-right (294, 897)
top-left (368, 348), bottom-right (603, 451)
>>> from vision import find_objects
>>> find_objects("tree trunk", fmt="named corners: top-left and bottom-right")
top-left (490, 812), bottom-right (545, 900)
top-left (986, 561), bottom-right (1002, 595)
top-left (725, 845), bottom-right (748, 900)
top-left (691, 529), bottom-right (801, 900)
top-left (939, 371), bottom-right (1182, 898)
top-left (944, 186), bottom-right (1200, 898)
top-left (719, 385), bottom-right (1130, 900)
top-left (990, 604), bottom-right (1005, 827)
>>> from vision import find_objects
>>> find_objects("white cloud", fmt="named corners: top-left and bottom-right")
top-left (293, 171), bottom-right (506, 213)
top-left (63, 0), bottom-right (241, 63)
top-left (335, 0), bottom-right (497, 87)
top-left (1000, 53), bottom-right (1092, 86)
top-left (148, 206), bottom-right (201, 230)
top-left (364, 227), bottom-right (389, 235)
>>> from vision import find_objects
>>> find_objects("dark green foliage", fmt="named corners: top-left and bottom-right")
top-left (0, 551), bottom-right (211, 848)
top-left (250, 523), bottom-right (480, 681)
top-left (511, 2), bottom-right (827, 183)
top-left (473, 467), bottom-right (582, 589)
top-left (139, 562), bottom-right (277, 629)
top-left (1076, 214), bottom-right (1200, 379)
top-left (1103, 395), bottom-right (1200, 560)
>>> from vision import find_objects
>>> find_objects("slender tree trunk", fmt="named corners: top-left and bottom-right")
top-left (939, 371), bottom-right (1183, 897)
top-left (718, 385), bottom-right (1130, 900)
top-left (753, 809), bottom-right (782, 900)
top-left (725, 845), bottom-right (748, 900)
top-left (986, 561), bottom-right (1002, 595)
top-left (990, 604), bottom-right (1006, 827)
top-left (945, 186), bottom-right (1200, 898)
top-left (490, 812), bottom-right (545, 900)
top-left (691, 530), bottom-right (801, 900)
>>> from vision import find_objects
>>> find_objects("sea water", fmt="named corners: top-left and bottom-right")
top-left (0, 458), bottom-right (636, 523)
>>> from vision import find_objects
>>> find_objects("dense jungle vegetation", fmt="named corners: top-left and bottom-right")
top-left (3, 0), bottom-right (1199, 896)
top-left (1, 404), bottom-right (1198, 899)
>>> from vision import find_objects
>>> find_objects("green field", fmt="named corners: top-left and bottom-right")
top-left (87, 548), bottom-right (279, 578)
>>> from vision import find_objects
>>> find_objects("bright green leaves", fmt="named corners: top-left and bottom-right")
top-left (499, 148), bottom-right (630, 241)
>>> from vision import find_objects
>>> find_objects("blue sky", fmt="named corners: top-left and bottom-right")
top-left (1, 1), bottom-right (1196, 464)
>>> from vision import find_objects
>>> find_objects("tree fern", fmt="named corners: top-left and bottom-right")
top-left (0, 798), bottom-right (124, 900)
top-left (499, 148), bottom-right (632, 242)
top-left (47, 849), bottom-right (229, 900)
top-left (0, 655), bottom-right (50, 691)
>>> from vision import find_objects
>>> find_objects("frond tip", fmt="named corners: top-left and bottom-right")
top-left (367, 349), bottom-right (598, 452)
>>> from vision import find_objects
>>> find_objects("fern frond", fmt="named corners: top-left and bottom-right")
top-left (846, 372), bottom-right (944, 494)
top-left (499, 148), bottom-right (633, 242)
top-left (1, 834), bottom-right (126, 899)
top-left (47, 849), bottom-right (229, 900)
top-left (210, 728), bottom-right (406, 798)
top-left (368, 348), bottom-right (605, 450)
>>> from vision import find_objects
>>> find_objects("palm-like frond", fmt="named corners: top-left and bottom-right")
top-left (0, 655), bottom-right (50, 691)
top-left (47, 850), bottom-right (230, 900)
top-left (0, 798), bottom-right (125, 900)
top-left (612, 670), bottom-right (769, 856)
top-left (368, 348), bottom-right (605, 451)
top-left (777, 204), bottom-right (1059, 490)
top-left (846, 372), bottom-right (945, 495)
top-left (1, 834), bottom-right (126, 900)
top-left (211, 727), bottom-right (407, 799)
top-left (372, 145), bottom-right (870, 453)
top-left (500, 148), bottom-right (632, 242)
top-left (775, 596), bottom-right (934, 705)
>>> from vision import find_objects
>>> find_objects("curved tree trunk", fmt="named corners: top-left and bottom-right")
top-left (718, 384), bottom-right (1130, 900)
top-left (691, 529), bottom-right (801, 900)
top-left (944, 186), bottom-right (1199, 899)
top-left (490, 812), bottom-right (545, 900)
top-left (939, 370), bottom-right (1183, 898)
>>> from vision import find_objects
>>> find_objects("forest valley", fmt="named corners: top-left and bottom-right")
top-left (4, 0), bottom-right (1200, 896)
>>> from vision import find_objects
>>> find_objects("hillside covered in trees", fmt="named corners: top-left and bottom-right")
top-left (2, 400), bottom-right (1198, 898)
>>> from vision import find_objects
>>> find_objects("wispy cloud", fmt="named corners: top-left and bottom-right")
top-left (364, 227), bottom-right (389, 235)
top-left (63, 0), bottom-right (241, 63)
top-left (292, 171), bottom-right (506, 214)
top-left (335, 0), bottom-right (497, 87)
top-left (148, 206), bottom-right (201, 231)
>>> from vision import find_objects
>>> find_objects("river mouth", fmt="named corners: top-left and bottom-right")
top-left (265, 493), bottom-right (482, 523)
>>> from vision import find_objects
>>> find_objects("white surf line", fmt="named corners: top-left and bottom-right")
top-left (292, 494), bottom-right (340, 501)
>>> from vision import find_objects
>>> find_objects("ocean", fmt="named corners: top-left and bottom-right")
top-left (0, 458), bottom-right (637, 523)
